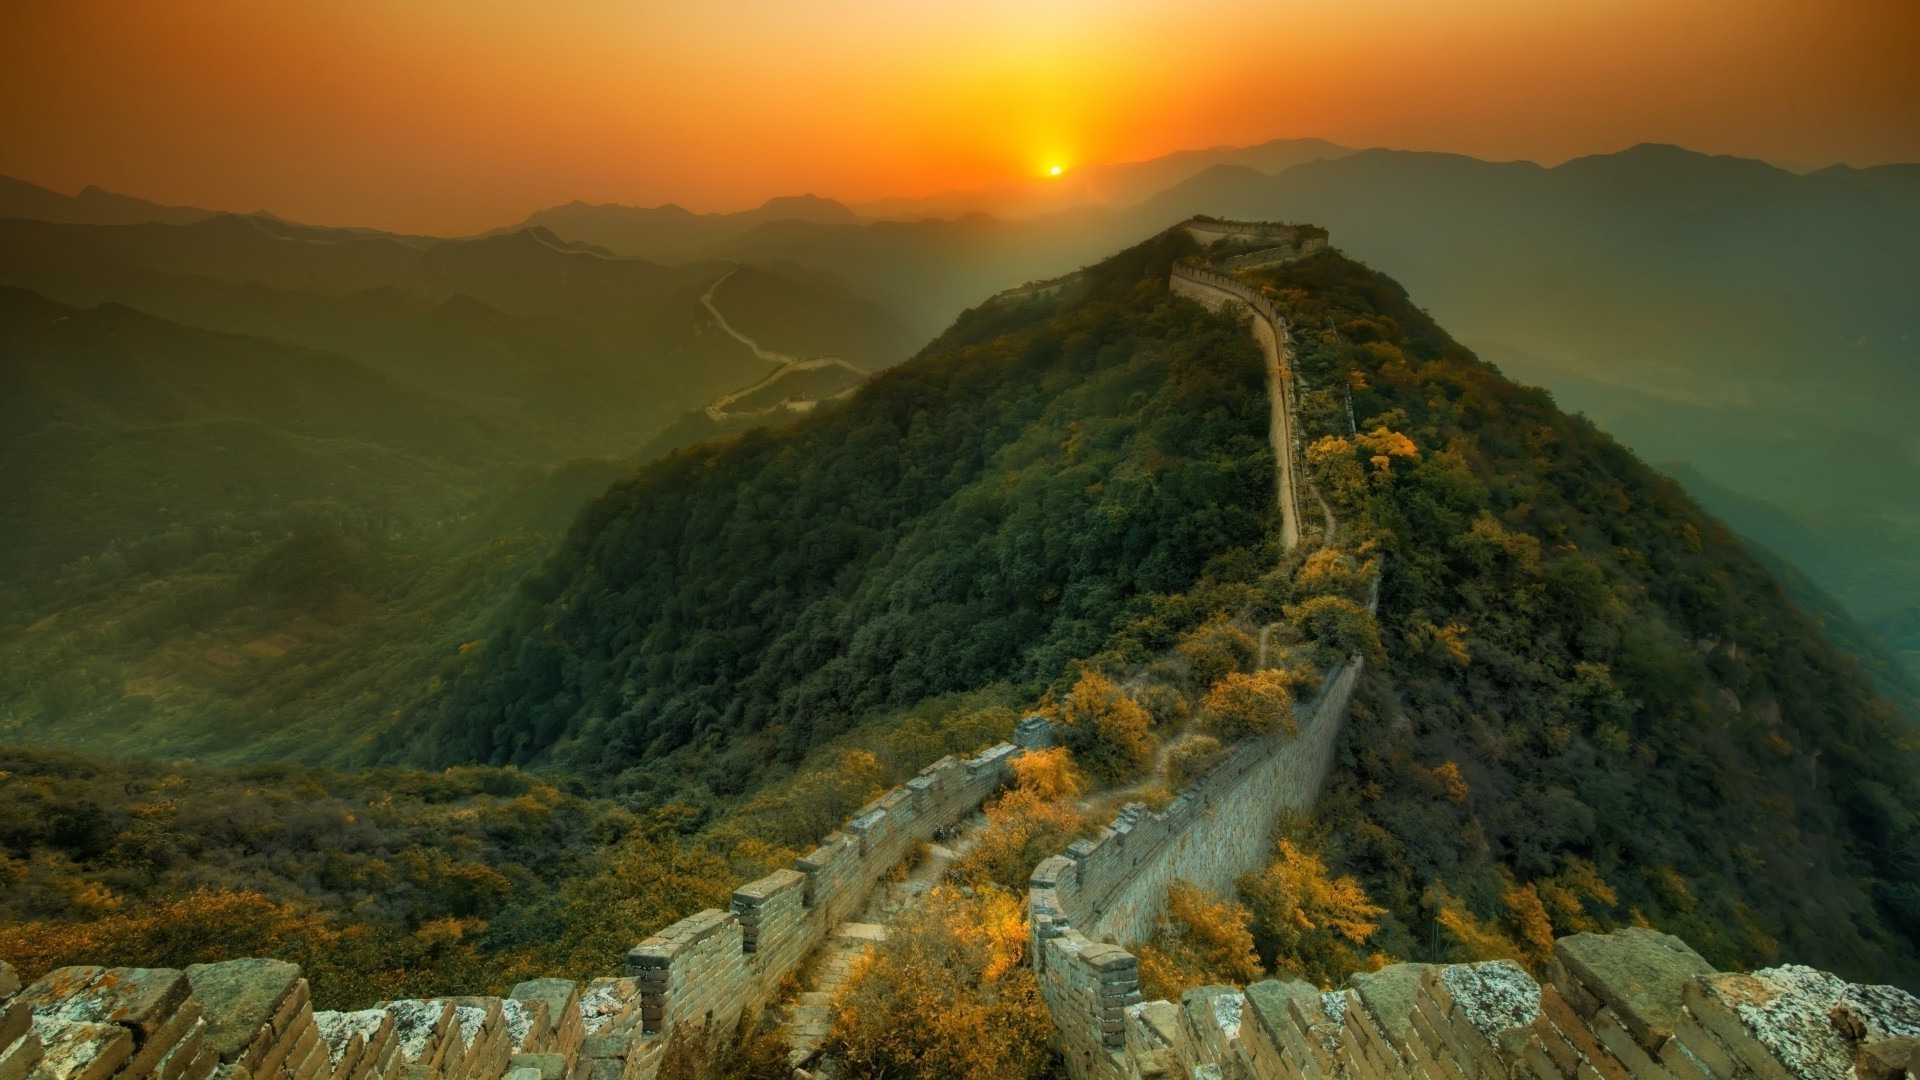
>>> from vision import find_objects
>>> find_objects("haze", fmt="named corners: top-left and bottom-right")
top-left (4, 0), bottom-right (1917, 235)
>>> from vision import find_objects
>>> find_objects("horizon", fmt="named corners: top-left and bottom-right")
top-left (4, 0), bottom-right (1915, 235)
top-left (4, 137), bottom-right (1908, 240)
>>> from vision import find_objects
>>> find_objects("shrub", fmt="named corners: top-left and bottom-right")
top-left (825, 887), bottom-right (1054, 1080)
top-left (1200, 670), bottom-right (1296, 741)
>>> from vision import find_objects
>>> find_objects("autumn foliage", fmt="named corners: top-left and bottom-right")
top-left (1200, 669), bottom-right (1297, 741)
top-left (1239, 839), bottom-right (1386, 987)
top-left (955, 749), bottom-right (1089, 893)
top-left (825, 886), bottom-right (1053, 1080)
top-left (1135, 881), bottom-right (1264, 1001)
top-left (1053, 671), bottom-right (1157, 785)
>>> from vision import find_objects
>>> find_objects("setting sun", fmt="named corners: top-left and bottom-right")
top-left (1049, 165), bottom-right (1063, 176)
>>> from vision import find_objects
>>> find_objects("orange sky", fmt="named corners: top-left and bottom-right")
top-left (3, 0), bottom-right (1916, 235)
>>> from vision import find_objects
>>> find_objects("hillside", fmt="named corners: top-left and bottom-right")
top-left (419, 228), bottom-right (1917, 985)
top-left (2, 224), bottom-right (1917, 1026)
top-left (0, 215), bottom-right (907, 454)
top-left (548, 146), bottom-right (1920, 688)
top-left (0, 287), bottom-right (523, 580)
top-left (418, 230), bottom-right (1280, 790)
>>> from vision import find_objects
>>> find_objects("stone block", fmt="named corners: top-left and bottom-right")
top-left (125, 998), bottom-right (205, 1078)
top-left (507, 1053), bottom-right (566, 1080)
top-left (0, 964), bottom-right (18, 1000)
top-left (1, 996), bottom-right (27, 1061)
top-left (508, 981), bottom-right (580, 1061)
top-left (1537, 982), bottom-right (1632, 1080)
top-left (383, 1001), bottom-right (454, 1068)
top-left (186, 960), bottom-right (305, 1066)
top-left (0, 1030), bottom-right (42, 1080)
top-left (1427, 959), bottom-right (1543, 1067)
top-left (498, 1000), bottom-right (547, 1056)
top-left (31, 1020), bottom-right (133, 1080)
top-left (1348, 963), bottom-right (1434, 1053)
top-left (1013, 715), bottom-right (1054, 750)
top-left (1551, 929), bottom-right (1714, 1054)
top-left (1683, 965), bottom-right (1920, 1080)
top-left (575, 980), bottom-right (639, 1039)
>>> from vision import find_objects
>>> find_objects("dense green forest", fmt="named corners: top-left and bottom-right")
top-left (424, 232), bottom-right (1279, 794)
top-left (4, 221), bottom-right (1917, 1017)
top-left (1219, 250), bottom-right (1920, 986)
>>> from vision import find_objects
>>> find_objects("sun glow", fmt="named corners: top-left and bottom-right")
top-left (1049, 165), bottom-right (1063, 176)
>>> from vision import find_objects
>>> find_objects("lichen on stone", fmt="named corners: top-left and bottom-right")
top-left (1442, 960), bottom-right (1541, 1038)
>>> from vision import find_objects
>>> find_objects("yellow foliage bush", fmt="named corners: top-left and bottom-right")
top-left (955, 786), bottom-right (1087, 893)
top-left (825, 887), bottom-right (1052, 1080)
top-left (1239, 839), bottom-right (1386, 987)
top-left (1010, 746), bottom-right (1085, 802)
top-left (1175, 616), bottom-right (1257, 691)
top-left (1200, 670), bottom-right (1296, 741)
top-left (1136, 881), bottom-right (1263, 1001)
top-left (1054, 671), bottom-right (1157, 785)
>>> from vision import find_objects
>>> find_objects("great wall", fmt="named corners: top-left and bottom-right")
top-left (4, 221), bottom-right (1917, 1080)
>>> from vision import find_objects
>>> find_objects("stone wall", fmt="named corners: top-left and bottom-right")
top-left (1169, 263), bottom-right (1305, 550)
top-left (1179, 218), bottom-right (1330, 265)
top-left (1028, 651), bottom-right (1367, 1079)
top-left (1109, 927), bottom-right (1920, 1080)
top-left (0, 721), bottom-right (1054, 1080)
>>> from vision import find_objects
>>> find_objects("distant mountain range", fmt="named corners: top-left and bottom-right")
top-left (3, 138), bottom-right (1916, 683)
top-left (0, 174), bottom-right (222, 227)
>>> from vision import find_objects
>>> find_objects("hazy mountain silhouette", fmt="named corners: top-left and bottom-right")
top-left (0, 216), bottom-right (912, 453)
top-left (0, 174), bottom-right (222, 227)
top-left (0, 286), bottom-right (523, 580)
top-left (851, 137), bottom-right (1354, 221)
top-left (503, 193), bottom-right (863, 260)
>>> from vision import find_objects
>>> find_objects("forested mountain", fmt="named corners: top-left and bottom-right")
top-left (504, 194), bottom-right (863, 262)
top-left (512, 145), bottom-right (1920, 687)
top-left (0, 287), bottom-right (520, 582)
top-left (420, 232), bottom-right (1279, 790)
top-left (0, 174), bottom-right (220, 227)
top-left (415, 228), bottom-right (1917, 985)
top-left (0, 214), bottom-right (911, 453)
top-left (0, 194), bottom-right (922, 767)
top-left (3, 222), bottom-right (1917, 1007)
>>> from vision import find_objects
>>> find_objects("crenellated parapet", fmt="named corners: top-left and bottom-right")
top-left (1179, 218), bottom-right (1329, 269)
top-left (0, 722), bottom-right (1057, 1080)
top-left (1107, 927), bottom-right (1920, 1080)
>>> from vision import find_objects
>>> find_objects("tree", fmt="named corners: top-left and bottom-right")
top-left (1054, 671), bottom-right (1157, 785)
top-left (1201, 670), bottom-right (1296, 741)
top-left (1136, 881), bottom-right (1264, 1001)
top-left (1240, 839), bottom-right (1387, 987)
top-left (825, 887), bottom-right (1053, 1080)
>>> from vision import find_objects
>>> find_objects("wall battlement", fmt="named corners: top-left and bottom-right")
top-left (1179, 218), bottom-right (1329, 268)
top-left (0, 724), bottom-right (1053, 1080)
top-left (1101, 928), bottom-right (1920, 1080)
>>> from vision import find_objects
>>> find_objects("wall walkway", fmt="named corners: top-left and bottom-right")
top-left (1169, 264), bottom-right (1306, 551)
